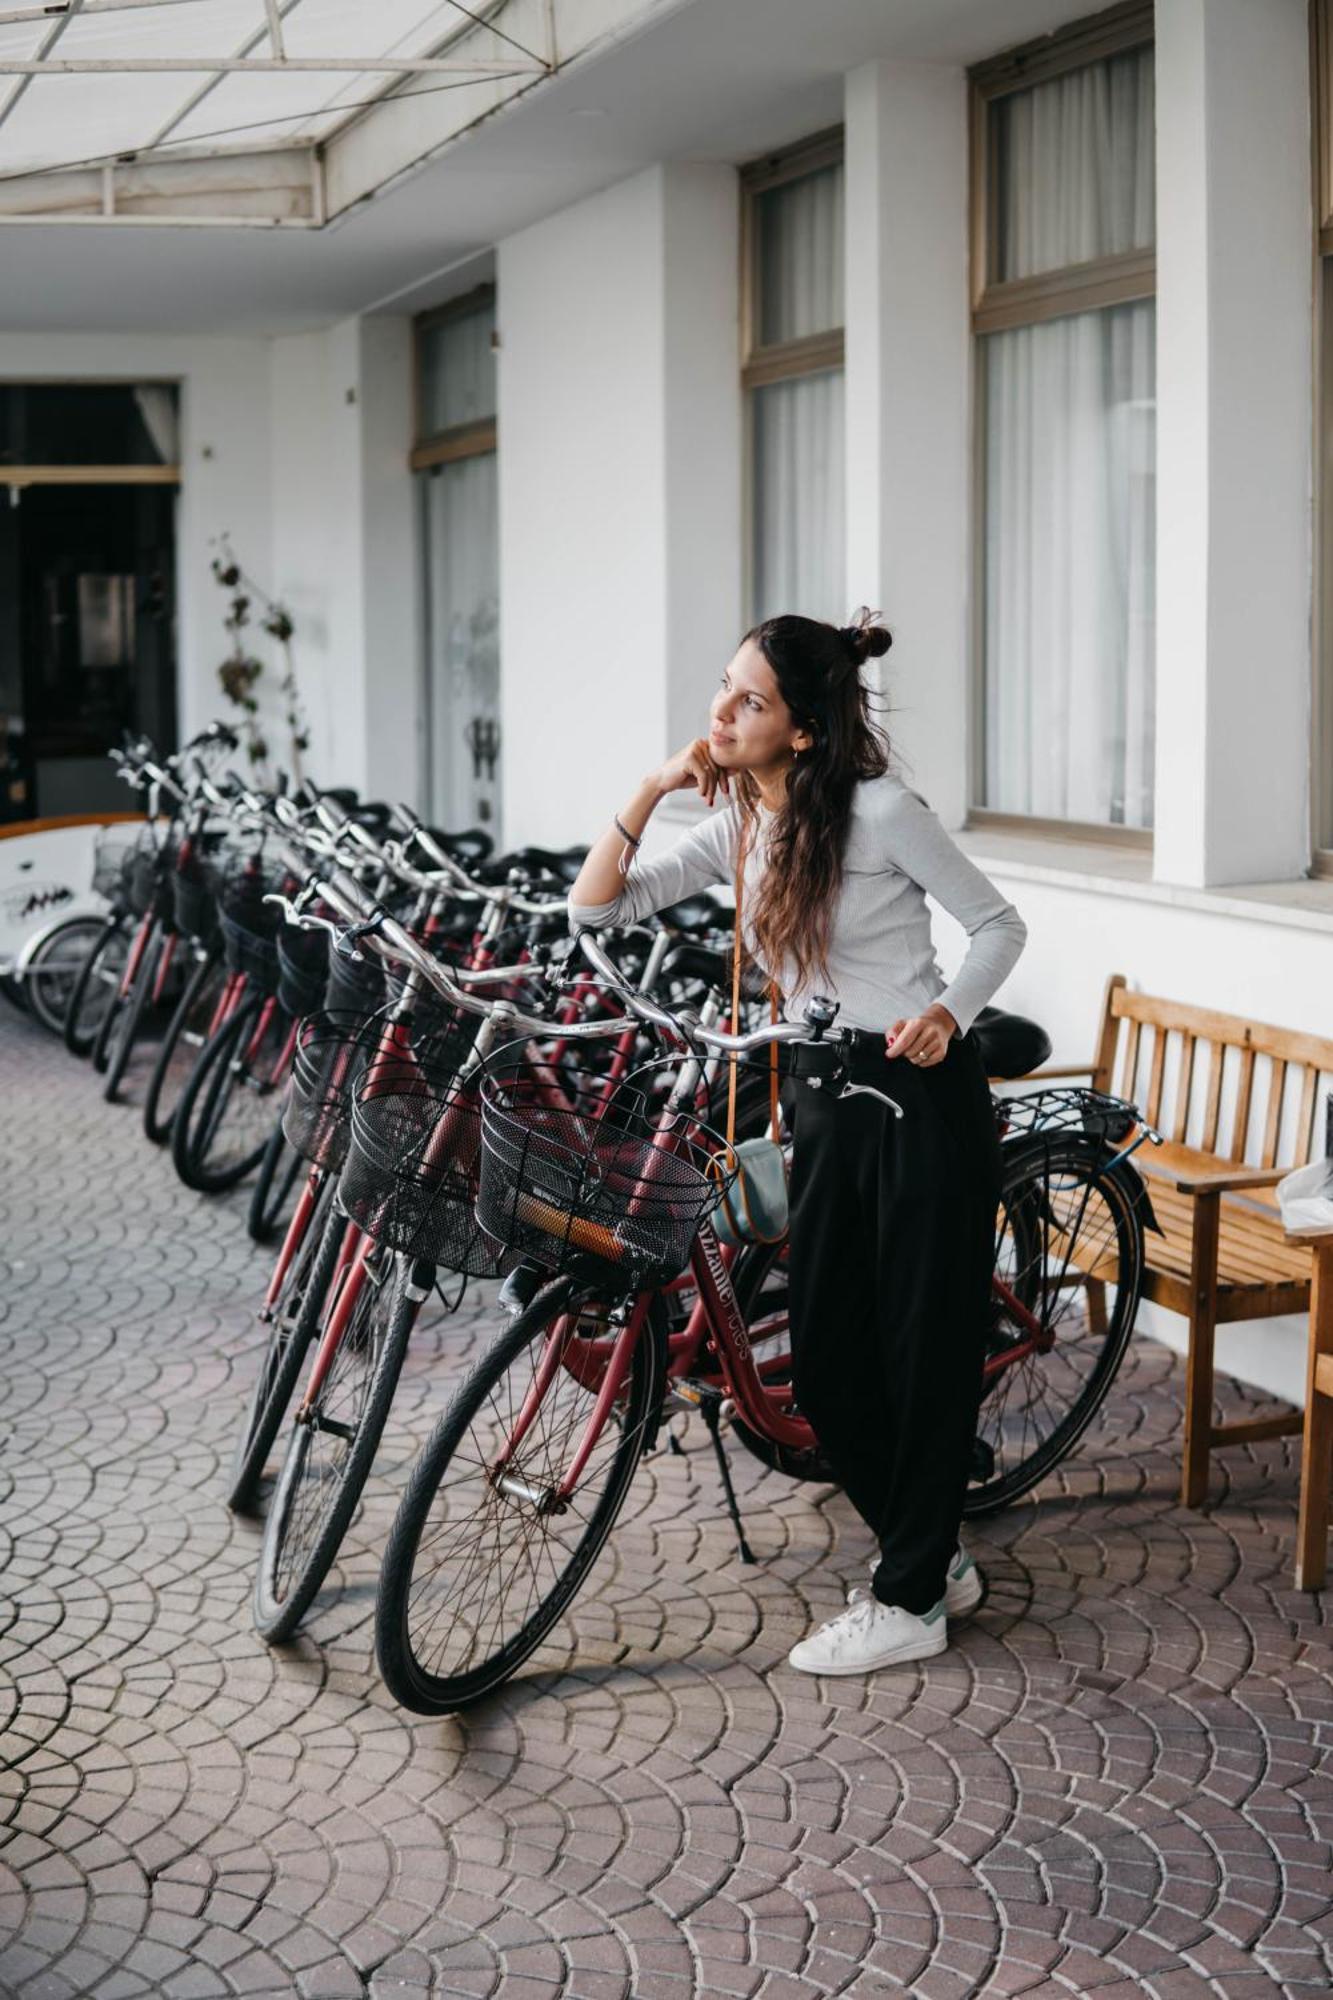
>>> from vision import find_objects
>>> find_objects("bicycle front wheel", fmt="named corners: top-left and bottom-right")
top-left (62, 917), bottom-right (128, 1057)
top-left (965, 1131), bottom-right (1143, 1517)
top-left (143, 948), bottom-right (225, 1145)
top-left (376, 1286), bottom-right (665, 1715)
top-left (172, 994), bottom-right (289, 1193)
top-left (253, 1247), bottom-right (415, 1644)
top-left (24, 916), bottom-right (109, 1038)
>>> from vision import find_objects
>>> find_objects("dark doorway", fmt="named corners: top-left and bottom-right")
top-left (0, 482), bottom-right (177, 821)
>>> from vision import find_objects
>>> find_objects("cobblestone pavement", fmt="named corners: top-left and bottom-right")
top-left (2, 1009), bottom-right (1332, 2000)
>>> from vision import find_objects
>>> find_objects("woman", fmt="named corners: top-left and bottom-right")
top-left (568, 610), bottom-right (1026, 1676)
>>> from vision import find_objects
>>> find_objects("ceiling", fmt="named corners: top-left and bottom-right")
top-left (0, 0), bottom-right (1103, 337)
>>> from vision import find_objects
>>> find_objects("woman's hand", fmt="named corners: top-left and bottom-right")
top-left (885, 1002), bottom-right (957, 1069)
top-left (654, 738), bottom-right (730, 809)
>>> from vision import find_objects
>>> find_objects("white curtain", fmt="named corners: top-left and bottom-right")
top-left (983, 48), bottom-right (1156, 829)
top-left (751, 370), bottom-right (845, 626)
top-left (984, 303), bottom-right (1154, 826)
top-left (420, 452), bottom-right (501, 834)
top-left (757, 162), bottom-right (844, 344)
top-left (750, 160), bottom-right (845, 626)
top-left (420, 305), bottom-right (496, 436)
top-left (996, 47), bottom-right (1155, 281)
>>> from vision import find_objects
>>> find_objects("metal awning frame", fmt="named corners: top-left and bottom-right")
top-left (0, 0), bottom-right (557, 225)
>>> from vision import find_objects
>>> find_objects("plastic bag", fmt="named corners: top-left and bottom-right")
top-left (1276, 1157), bottom-right (1333, 1232)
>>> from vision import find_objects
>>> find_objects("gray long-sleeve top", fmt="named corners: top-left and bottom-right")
top-left (568, 772), bottom-right (1027, 1038)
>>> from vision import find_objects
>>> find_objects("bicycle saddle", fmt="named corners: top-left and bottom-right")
top-left (505, 845), bottom-right (587, 885)
top-left (661, 941), bottom-right (730, 989)
top-left (970, 1006), bottom-right (1052, 1080)
top-left (424, 826), bottom-right (493, 865)
top-left (659, 894), bottom-right (724, 935)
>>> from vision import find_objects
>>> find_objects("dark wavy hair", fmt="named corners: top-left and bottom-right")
top-left (737, 607), bottom-right (892, 991)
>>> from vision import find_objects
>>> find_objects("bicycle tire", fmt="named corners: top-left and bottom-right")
top-left (375, 1285), bottom-right (666, 1715)
top-left (247, 1114), bottom-right (304, 1245)
top-left (62, 917), bottom-right (127, 1058)
top-left (727, 1238), bottom-right (834, 1484)
top-left (172, 993), bottom-right (287, 1194)
top-left (253, 1247), bottom-right (416, 1644)
top-left (23, 915), bottom-right (109, 1037)
top-left (102, 924), bottom-right (165, 1103)
top-left (964, 1131), bottom-right (1142, 1518)
top-left (227, 1174), bottom-right (344, 1515)
top-left (142, 947), bottom-right (225, 1146)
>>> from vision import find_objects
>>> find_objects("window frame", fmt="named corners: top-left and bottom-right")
top-left (411, 283), bottom-right (497, 473)
top-left (967, 0), bottom-right (1156, 846)
top-left (739, 126), bottom-right (845, 624)
top-left (1312, 0), bottom-right (1333, 874)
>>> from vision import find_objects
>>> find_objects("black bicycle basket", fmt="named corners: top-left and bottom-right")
top-left (171, 862), bottom-right (218, 946)
top-left (325, 937), bottom-right (387, 1016)
top-left (476, 1051), bottom-right (736, 1289)
top-left (996, 1085), bottom-right (1141, 1147)
top-left (217, 858), bottom-right (283, 991)
top-left (336, 1025), bottom-right (505, 1277)
top-left (283, 1008), bottom-right (382, 1172)
top-left (276, 926), bottom-right (329, 1020)
top-left (125, 826), bottom-right (173, 921)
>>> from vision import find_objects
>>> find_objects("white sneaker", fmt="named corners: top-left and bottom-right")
top-left (787, 1589), bottom-right (947, 1676)
top-left (868, 1543), bottom-right (986, 1620)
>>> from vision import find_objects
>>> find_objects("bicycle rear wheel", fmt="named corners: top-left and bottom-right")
top-left (375, 1286), bottom-right (665, 1715)
top-left (143, 948), bottom-right (226, 1145)
top-left (62, 917), bottom-right (128, 1058)
top-left (102, 925), bottom-right (167, 1103)
top-left (253, 1246), bottom-right (415, 1643)
top-left (964, 1132), bottom-right (1142, 1517)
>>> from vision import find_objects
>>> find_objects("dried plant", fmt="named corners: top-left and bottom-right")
top-left (211, 538), bottom-right (310, 782)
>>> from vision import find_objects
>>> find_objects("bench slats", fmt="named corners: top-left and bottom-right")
top-left (1202, 1041), bottom-right (1225, 1153)
top-left (1261, 1059), bottom-right (1288, 1170)
top-left (1172, 1034), bottom-right (1197, 1145)
top-left (1231, 1047), bottom-right (1256, 1162)
top-left (1147, 1027), bottom-right (1167, 1128)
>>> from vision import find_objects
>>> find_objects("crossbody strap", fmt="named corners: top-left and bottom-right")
top-left (726, 820), bottom-right (780, 1158)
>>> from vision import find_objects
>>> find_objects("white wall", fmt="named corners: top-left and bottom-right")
top-left (844, 59), bottom-right (971, 826)
top-left (269, 314), bottom-right (417, 798)
top-left (0, 331), bottom-right (272, 753)
top-left (498, 161), bottom-right (742, 849)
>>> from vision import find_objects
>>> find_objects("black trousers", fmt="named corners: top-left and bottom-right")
top-left (785, 1032), bottom-right (1002, 1615)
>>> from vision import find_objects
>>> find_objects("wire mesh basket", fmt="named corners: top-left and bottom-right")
top-left (277, 926), bottom-right (328, 1020)
top-left (171, 863), bottom-right (218, 946)
top-left (218, 864), bottom-right (282, 990)
top-left (996, 1086), bottom-right (1141, 1147)
top-left (476, 1052), bottom-right (736, 1289)
top-left (283, 1008), bottom-right (382, 1172)
top-left (336, 1028), bottom-right (505, 1277)
top-left (123, 826), bottom-right (173, 921)
top-left (325, 938), bottom-right (386, 1016)
top-left (91, 824), bottom-right (141, 904)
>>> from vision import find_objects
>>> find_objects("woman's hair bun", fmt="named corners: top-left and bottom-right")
top-left (838, 608), bottom-right (892, 665)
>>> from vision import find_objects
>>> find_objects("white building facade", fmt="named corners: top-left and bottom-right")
top-left (1, 0), bottom-right (1329, 1392)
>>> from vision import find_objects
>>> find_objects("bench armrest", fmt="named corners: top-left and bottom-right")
top-left (1167, 1165), bottom-right (1287, 1196)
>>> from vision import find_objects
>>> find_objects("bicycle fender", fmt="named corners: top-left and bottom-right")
top-left (1108, 1158), bottom-right (1163, 1237)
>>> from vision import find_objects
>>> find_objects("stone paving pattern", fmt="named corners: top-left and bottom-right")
top-left (2, 1008), bottom-right (1333, 1999)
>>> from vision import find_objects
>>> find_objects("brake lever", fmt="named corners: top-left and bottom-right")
top-left (837, 1080), bottom-right (905, 1119)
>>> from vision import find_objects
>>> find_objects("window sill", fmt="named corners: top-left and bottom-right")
top-left (958, 827), bottom-right (1333, 936)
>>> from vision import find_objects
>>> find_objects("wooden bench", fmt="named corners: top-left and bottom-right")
top-left (1042, 976), bottom-right (1333, 1553)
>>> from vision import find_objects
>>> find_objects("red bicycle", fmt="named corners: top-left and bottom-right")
top-left (372, 932), bottom-right (1158, 1714)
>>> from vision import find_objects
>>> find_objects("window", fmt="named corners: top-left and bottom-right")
top-left (741, 130), bottom-right (844, 625)
top-left (1314, 2), bottom-right (1333, 867)
top-left (970, 4), bottom-right (1156, 837)
top-left (412, 287), bottom-right (501, 833)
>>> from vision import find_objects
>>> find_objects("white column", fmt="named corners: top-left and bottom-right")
top-left (844, 59), bottom-right (970, 827)
top-left (498, 163), bottom-right (741, 849)
top-left (357, 315), bottom-right (419, 808)
top-left (1154, 0), bottom-right (1312, 886)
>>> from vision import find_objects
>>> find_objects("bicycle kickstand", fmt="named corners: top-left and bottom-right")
top-left (699, 1394), bottom-right (756, 1566)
